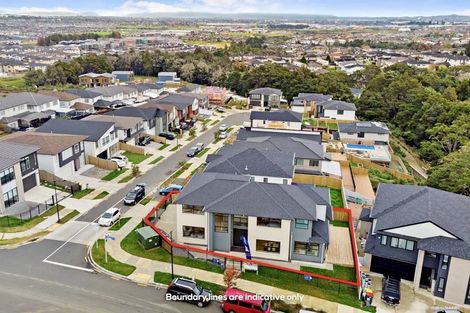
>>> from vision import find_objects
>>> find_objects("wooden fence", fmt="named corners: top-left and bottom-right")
top-left (348, 154), bottom-right (414, 181)
top-left (118, 142), bottom-right (145, 155)
top-left (334, 209), bottom-right (349, 221)
top-left (86, 155), bottom-right (118, 170)
top-left (293, 173), bottom-right (343, 189)
top-left (147, 134), bottom-right (166, 144)
top-left (39, 170), bottom-right (81, 191)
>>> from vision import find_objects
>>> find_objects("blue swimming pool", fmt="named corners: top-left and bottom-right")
top-left (346, 144), bottom-right (375, 151)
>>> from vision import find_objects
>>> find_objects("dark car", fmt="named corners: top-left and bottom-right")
top-left (159, 184), bottom-right (183, 196)
top-left (137, 136), bottom-right (152, 146)
top-left (159, 132), bottom-right (175, 140)
top-left (381, 276), bottom-right (400, 306)
top-left (187, 146), bottom-right (198, 157)
top-left (123, 184), bottom-right (146, 205)
top-left (166, 278), bottom-right (212, 307)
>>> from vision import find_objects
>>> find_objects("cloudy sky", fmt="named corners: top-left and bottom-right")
top-left (0, 0), bottom-right (469, 17)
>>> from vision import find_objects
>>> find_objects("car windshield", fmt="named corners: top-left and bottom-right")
top-left (193, 285), bottom-right (202, 295)
top-left (126, 191), bottom-right (136, 198)
top-left (102, 213), bottom-right (112, 218)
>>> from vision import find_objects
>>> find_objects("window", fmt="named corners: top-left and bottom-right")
top-left (358, 132), bottom-right (365, 138)
top-left (390, 236), bottom-right (415, 251)
top-left (3, 187), bottom-right (19, 208)
top-left (239, 301), bottom-right (252, 308)
top-left (295, 219), bottom-right (309, 229)
top-left (233, 215), bottom-right (248, 228)
top-left (380, 235), bottom-right (388, 245)
top-left (214, 214), bottom-right (228, 233)
top-left (308, 160), bottom-right (319, 167)
top-left (398, 238), bottom-right (407, 249)
top-left (437, 277), bottom-right (446, 293)
top-left (283, 179), bottom-right (288, 184)
top-left (182, 226), bottom-right (205, 239)
top-left (405, 241), bottom-right (414, 251)
top-left (73, 144), bottom-right (80, 154)
top-left (182, 205), bottom-right (204, 215)
top-left (263, 178), bottom-right (268, 183)
top-left (337, 110), bottom-right (344, 115)
top-left (257, 217), bottom-right (281, 228)
top-left (390, 237), bottom-right (398, 247)
top-left (295, 158), bottom-right (304, 166)
top-left (442, 255), bottom-right (449, 270)
top-left (20, 157), bottom-right (31, 172)
top-left (0, 167), bottom-right (15, 185)
top-left (250, 94), bottom-right (261, 100)
top-left (256, 240), bottom-right (280, 253)
top-left (249, 176), bottom-right (255, 182)
top-left (294, 241), bottom-right (319, 256)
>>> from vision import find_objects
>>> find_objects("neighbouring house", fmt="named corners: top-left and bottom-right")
top-left (104, 106), bottom-right (168, 136)
top-left (0, 92), bottom-right (59, 130)
top-left (237, 127), bottom-right (322, 144)
top-left (83, 115), bottom-right (144, 145)
top-left (157, 72), bottom-right (180, 87)
top-left (250, 110), bottom-right (303, 131)
top-left (37, 90), bottom-right (92, 118)
top-left (86, 85), bottom-right (138, 102)
top-left (3, 132), bottom-right (87, 180)
top-left (176, 83), bottom-right (202, 94)
top-left (139, 101), bottom-right (177, 132)
top-left (174, 173), bottom-right (332, 264)
top-left (204, 86), bottom-right (229, 107)
top-left (127, 83), bottom-right (162, 99)
top-left (181, 93), bottom-right (209, 110)
top-left (338, 121), bottom-right (390, 145)
top-left (79, 72), bottom-right (116, 87)
top-left (362, 184), bottom-right (470, 306)
top-left (291, 93), bottom-right (332, 116)
top-left (248, 87), bottom-right (283, 109)
top-left (315, 100), bottom-right (356, 120)
top-left (151, 94), bottom-right (199, 124)
top-left (36, 119), bottom-right (119, 159)
top-left (65, 89), bottom-right (102, 105)
top-left (112, 71), bottom-right (135, 82)
top-left (0, 141), bottom-right (40, 213)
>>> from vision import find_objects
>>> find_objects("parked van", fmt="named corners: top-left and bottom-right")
top-left (222, 288), bottom-right (270, 313)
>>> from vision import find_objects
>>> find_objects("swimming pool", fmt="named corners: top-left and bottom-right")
top-left (346, 144), bottom-right (375, 151)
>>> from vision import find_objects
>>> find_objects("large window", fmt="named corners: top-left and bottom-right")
top-left (182, 226), bottom-right (205, 239)
top-left (437, 277), bottom-right (446, 293)
top-left (295, 158), bottom-right (304, 166)
top-left (250, 94), bottom-right (261, 100)
top-left (214, 214), bottom-right (228, 233)
top-left (390, 237), bottom-right (398, 247)
top-left (20, 157), bottom-right (31, 172)
top-left (3, 187), bottom-right (19, 208)
top-left (295, 219), bottom-right (309, 229)
top-left (390, 236), bottom-right (415, 251)
top-left (293, 242), bottom-right (319, 256)
top-left (0, 167), bottom-right (15, 185)
top-left (182, 205), bottom-right (204, 215)
top-left (308, 160), bottom-right (319, 167)
top-left (256, 240), bottom-right (280, 253)
top-left (380, 235), bottom-right (388, 245)
top-left (337, 110), bottom-right (344, 115)
top-left (257, 217), bottom-right (281, 228)
top-left (233, 215), bottom-right (248, 228)
top-left (441, 255), bottom-right (449, 270)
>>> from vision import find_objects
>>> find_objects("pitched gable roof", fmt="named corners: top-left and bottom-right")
top-left (3, 132), bottom-right (86, 155)
top-left (250, 109), bottom-right (302, 123)
top-left (36, 118), bottom-right (114, 142)
top-left (322, 100), bottom-right (356, 111)
top-left (338, 121), bottom-right (389, 134)
top-left (0, 92), bottom-right (58, 110)
top-left (248, 87), bottom-right (282, 96)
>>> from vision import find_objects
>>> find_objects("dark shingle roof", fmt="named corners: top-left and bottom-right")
top-left (153, 94), bottom-right (195, 110)
top-left (293, 93), bottom-right (332, 103)
top-left (0, 92), bottom-right (58, 110)
top-left (65, 89), bottom-right (102, 99)
top-left (248, 87), bottom-right (282, 96)
top-left (104, 106), bottom-right (158, 121)
top-left (250, 110), bottom-right (302, 123)
top-left (322, 100), bottom-right (356, 111)
top-left (359, 208), bottom-right (372, 222)
top-left (36, 118), bottom-right (114, 142)
top-left (0, 141), bottom-right (40, 171)
top-left (338, 121), bottom-right (389, 134)
top-left (237, 128), bottom-right (321, 143)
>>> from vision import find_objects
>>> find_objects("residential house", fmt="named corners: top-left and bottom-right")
top-left (248, 87), bottom-right (283, 109)
top-left (139, 101), bottom-right (176, 132)
top-left (79, 72), bottom-right (116, 87)
top-left (65, 89), bottom-right (102, 105)
top-left (338, 121), bottom-right (390, 145)
top-left (0, 141), bottom-right (40, 213)
top-left (362, 184), bottom-right (470, 306)
top-left (112, 71), bottom-right (135, 82)
top-left (151, 94), bottom-right (198, 124)
top-left (237, 127), bottom-right (322, 144)
top-left (176, 83), bottom-right (202, 94)
top-left (315, 100), bottom-right (356, 120)
top-left (83, 115), bottom-right (144, 145)
top-left (36, 119), bottom-right (119, 159)
top-left (128, 83), bottom-right (162, 99)
top-left (104, 106), bottom-right (167, 136)
top-left (181, 93), bottom-right (209, 110)
top-left (291, 93), bottom-right (332, 115)
top-left (4, 132), bottom-right (87, 180)
top-left (174, 173), bottom-right (332, 264)
top-left (86, 85), bottom-right (138, 102)
top-left (0, 92), bottom-right (59, 130)
top-left (157, 72), bottom-right (180, 87)
top-left (250, 110), bottom-right (303, 131)
top-left (37, 90), bottom-right (93, 118)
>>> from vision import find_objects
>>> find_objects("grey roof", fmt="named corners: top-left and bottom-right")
top-left (65, 89), bottom-right (102, 99)
top-left (0, 141), bottom-right (40, 171)
top-left (127, 83), bottom-right (157, 92)
top-left (250, 110), bottom-right (302, 123)
top-left (154, 94), bottom-right (195, 110)
top-left (249, 87), bottom-right (282, 96)
top-left (364, 234), bottom-right (418, 264)
top-left (338, 121), bottom-right (389, 134)
top-left (36, 118), bottom-right (114, 142)
top-left (359, 208), bottom-right (372, 222)
top-left (174, 173), bottom-right (331, 221)
top-left (87, 85), bottom-right (137, 97)
top-left (237, 128), bottom-right (321, 144)
top-left (94, 99), bottom-right (114, 108)
top-left (293, 93), bottom-right (332, 104)
top-left (0, 92), bottom-right (58, 110)
top-left (322, 100), bottom-right (356, 111)
top-left (176, 84), bottom-right (200, 93)
top-left (310, 220), bottom-right (330, 244)
top-left (105, 106), bottom-right (158, 121)
top-left (418, 237), bottom-right (470, 260)
top-left (205, 145), bottom-right (294, 178)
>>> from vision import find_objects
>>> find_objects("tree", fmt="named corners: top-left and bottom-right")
top-left (426, 116), bottom-right (470, 155)
top-left (299, 55), bottom-right (307, 64)
top-left (223, 266), bottom-right (240, 289)
top-left (24, 69), bottom-right (46, 87)
top-left (131, 164), bottom-right (141, 177)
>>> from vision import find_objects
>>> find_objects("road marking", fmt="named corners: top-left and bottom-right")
top-left (43, 259), bottom-right (95, 273)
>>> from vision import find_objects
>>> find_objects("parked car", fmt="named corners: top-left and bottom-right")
top-left (222, 288), bottom-right (270, 313)
top-left (187, 146), bottom-right (199, 157)
top-left (181, 122), bottom-right (189, 130)
top-left (137, 136), bottom-right (152, 146)
top-left (159, 132), bottom-right (175, 140)
top-left (381, 276), bottom-right (400, 306)
top-left (98, 207), bottom-right (121, 227)
top-left (195, 143), bottom-right (204, 152)
top-left (110, 155), bottom-right (128, 168)
top-left (218, 131), bottom-right (227, 139)
top-left (166, 277), bottom-right (212, 308)
top-left (216, 106), bottom-right (225, 113)
top-left (159, 184), bottom-right (183, 196)
top-left (123, 183), bottom-right (146, 205)
top-left (264, 106), bottom-right (271, 111)
top-left (219, 124), bottom-right (228, 132)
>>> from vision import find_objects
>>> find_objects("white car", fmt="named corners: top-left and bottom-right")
top-left (110, 155), bottom-right (128, 168)
top-left (219, 124), bottom-right (228, 132)
top-left (218, 131), bottom-right (227, 139)
top-left (98, 207), bottom-right (121, 227)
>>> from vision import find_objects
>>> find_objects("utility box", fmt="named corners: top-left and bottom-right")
top-left (135, 226), bottom-right (160, 250)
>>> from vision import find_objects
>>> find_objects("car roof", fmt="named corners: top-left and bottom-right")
top-left (169, 184), bottom-right (183, 188)
top-left (225, 288), bottom-right (265, 305)
top-left (104, 207), bottom-right (119, 214)
top-left (173, 278), bottom-right (196, 288)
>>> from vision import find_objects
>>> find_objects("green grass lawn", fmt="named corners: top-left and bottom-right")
top-left (72, 188), bottom-right (95, 199)
top-left (158, 143), bottom-right (170, 151)
top-left (0, 205), bottom-right (64, 233)
top-left (140, 197), bottom-right (152, 205)
top-left (121, 225), bottom-right (223, 274)
top-left (303, 118), bottom-right (318, 126)
top-left (196, 148), bottom-right (210, 158)
top-left (0, 76), bottom-right (26, 89)
top-left (327, 122), bottom-right (338, 131)
top-left (330, 220), bottom-right (349, 228)
top-left (102, 168), bottom-right (128, 181)
top-left (122, 151), bottom-right (151, 164)
top-left (93, 191), bottom-right (109, 200)
top-left (329, 188), bottom-right (344, 208)
top-left (92, 239), bottom-right (136, 276)
top-left (41, 181), bottom-right (71, 194)
top-left (109, 217), bottom-right (131, 231)
top-left (170, 144), bottom-right (182, 152)
top-left (150, 156), bottom-right (164, 164)
top-left (118, 175), bottom-right (134, 183)
top-left (300, 264), bottom-right (356, 281)
top-left (154, 271), bottom-right (224, 295)
top-left (58, 210), bottom-right (80, 224)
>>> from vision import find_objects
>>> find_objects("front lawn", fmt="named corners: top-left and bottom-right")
top-left (158, 143), bottom-right (170, 151)
top-left (102, 168), bottom-right (128, 181)
top-left (72, 188), bottom-right (95, 199)
top-left (0, 205), bottom-right (65, 233)
top-left (58, 210), bottom-right (80, 224)
top-left (300, 264), bottom-right (356, 281)
top-left (150, 156), bottom-right (164, 164)
top-left (329, 188), bottom-right (344, 208)
top-left (154, 271), bottom-right (224, 295)
top-left (118, 175), bottom-right (134, 183)
top-left (122, 151), bottom-right (151, 164)
top-left (140, 197), bottom-right (152, 205)
top-left (109, 217), bottom-right (131, 231)
top-left (196, 148), bottom-right (210, 158)
top-left (93, 191), bottom-right (109, 200)
top-left (92, 239), bottom-right (136, 276)
top-left (170, 144), bottom-right (182, 151)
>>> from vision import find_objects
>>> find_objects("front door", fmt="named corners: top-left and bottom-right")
top-left (419, 267), bottom-right (433, 289)
top-left (232, 215), bottom-right (248, 250)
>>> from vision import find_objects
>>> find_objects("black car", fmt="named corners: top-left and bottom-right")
top-left (381, 276), bottom-right (400, 306)
top-left (166, 278), bottom-right (212, 307)
top-left (159, 132), bottom-right (175, 140)
top-left (123, 184), bottom-right (146, 205)
top-left (137, 136), bottom-right (152, 146)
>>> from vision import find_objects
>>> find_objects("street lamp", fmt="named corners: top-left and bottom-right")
top-left (53, 180), bottom-right (60, 222)
top-left (169, 231), bottom-right (174, 279)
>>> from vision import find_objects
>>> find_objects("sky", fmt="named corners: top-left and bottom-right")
top-left (0, 0), bottom-right (469, 17)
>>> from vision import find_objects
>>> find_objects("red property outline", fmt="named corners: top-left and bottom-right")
top-left (144, 191), bottom-right (360, 288)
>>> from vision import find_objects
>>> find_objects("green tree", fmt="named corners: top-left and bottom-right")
top-left (24, 69), bottom-right (46, 87)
